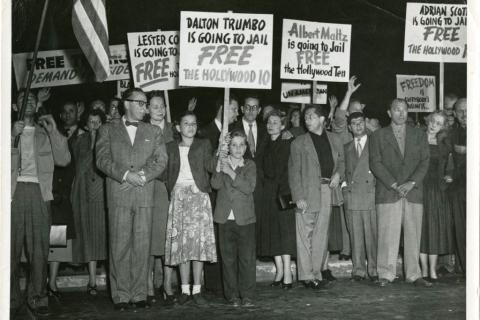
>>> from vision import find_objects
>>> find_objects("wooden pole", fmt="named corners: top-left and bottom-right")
top-left (164, 90), bottom-right (171, 123)
top-left (222, 87), bottom-right (230, 137)
top-left (439, 62), bottom-right (444, 110)
top-left (312, 81), bottom-right (318, 104)
top-left (14, 0), bottom-right (50, 148)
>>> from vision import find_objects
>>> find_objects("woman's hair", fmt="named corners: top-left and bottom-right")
top-left (266, 108), bottom-right (287, 127)
top-left (286, 107), bottom-right (301, 129)
top-left (87, 108), bottom-right (107, 124)
top-left (147, 90), bottom-right (165, 102)
top-left (426, 111), bottom-right (448, 142)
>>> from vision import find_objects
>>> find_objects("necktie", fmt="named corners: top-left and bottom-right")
top-left (247, 123), bottom-right (256, 157)
top-left (356, 138), bottom-right (362, 157)
top-left (125, 120), bottom-right (139, 127)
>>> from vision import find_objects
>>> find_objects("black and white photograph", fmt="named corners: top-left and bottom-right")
top-left (1, 0), bottom-right (479, 319)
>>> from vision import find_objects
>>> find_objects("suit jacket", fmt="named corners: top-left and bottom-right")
top-left (199, 120), bottom-right (221, 151)
top-left (369, 125), bottom-right (429, 204)
top-left (11, 125), bottom-right (71, 201)
top-left (163, 138), bottom-right (216, 195)
top-left (343, 136), bottom-right (375, 211)
top-left (288, 131), bottom-right (345, 213)
top-left (211, 159), bottom-right (256, 225)
top-left (96, 120), bottom-right (168, 208)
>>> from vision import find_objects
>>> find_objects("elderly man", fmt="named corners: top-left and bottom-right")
top-left (11, 90), bottom-right (71, 317)
top-left (369, 99), bottom-right (431, 287)
top-left (96, 88), bottom-right (168, 310)
top-left (288, 104), bottom-right (344, 289)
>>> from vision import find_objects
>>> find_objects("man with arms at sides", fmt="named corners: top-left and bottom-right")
top-left (288, 104), bottom-right (344, 289)
top-left (11, 90), bottom-right (71, 318)
top-left (342, 112), bottom-right (378, 282)
top-left (369, 98), bottom-right (431, 287)
top-left (96, 88), bottom-right (168, 311)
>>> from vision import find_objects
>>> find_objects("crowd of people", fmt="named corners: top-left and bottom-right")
top-left (10, 76), bottom-right (467, 317)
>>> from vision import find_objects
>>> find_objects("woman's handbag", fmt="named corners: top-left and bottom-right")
top-left (277, 194), bottom-right (296, 210)
top-left (49, 225), bottom-right (67, 247)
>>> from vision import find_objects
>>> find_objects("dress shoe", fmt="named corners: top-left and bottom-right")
top-left (311, 279), bottom-right (333, 290)
top-left (87, 284), bottom-right (98, 296)
top-left (321, 269), bottom-right (337, 281)
top-left (378, 278), bottom-right (391, 287)
top-left (47, 284), bottom-right (62, 299)
top-left (414, 278), bottom-right (433, 287)
top-left (241, 298), bottom-right (255, 307)
top-left (177, 293), bottom-right (191, 305)
top-left (160, 287), bottom-right (177, 305)
top-left (192, 293), bottom-right (208, 305)
top-left (133, 300), bottom-right (150, 309)
top-left (369, 276), bottom-right (379, 282)
top-left (282, 282), bottom-right (293, 290)
top-left (351, 275), bottom-right (364, 282)
top-left (27, 304), bottom-right (50, 318)
top-left (228, 297), bottom-right (241, 307)
top-left (339, 254), bottom-right (351, 261)
top-left (113, 302), bottom-right (129, 311)
top-left (270, 279), bottom-right (283, 287)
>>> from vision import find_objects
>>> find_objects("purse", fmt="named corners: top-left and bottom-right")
top-left (49, 225), bottom-right (67, 248)
top-left (277, 194), bottom-right (296, 210)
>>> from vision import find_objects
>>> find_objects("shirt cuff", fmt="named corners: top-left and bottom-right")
top-left (122, 170), bottom-right (129, 182)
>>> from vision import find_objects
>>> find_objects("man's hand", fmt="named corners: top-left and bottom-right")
top-left (329, 172), bottom-right (340, 189)
top-left (281, 130), bottom-right (294, 140)
top-left (119, 182), bottom-right (134, 191)
top-left (296, 199), bottom-right (308, 212)
top-left (12, 121), bottom-right (25, 137)
top-left (328, 95), bottom-right (338, 110)
top-left (347, 75), bottom-right (361, 95)
top-left (38, 114), bottom-right (58, 134)
top-left (397, 181), bottom-right (415, 197)
top-left (187, 97), bottom-right (197, 112)
top-left (37, 87), bottom-right (51, 103)
top-left (125, 171), bottom-right (145, 187)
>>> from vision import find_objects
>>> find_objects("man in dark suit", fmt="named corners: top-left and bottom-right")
top-left (288, 104), bottom-right (345, 289)
top-left (200, 94), bottom-right (239, 151)
top-left (342, 112), bottom-right (377, 281)
top-left (369, 98), bottom-right (431, 287)
top-left (96, 88), bottom-right (168, 310)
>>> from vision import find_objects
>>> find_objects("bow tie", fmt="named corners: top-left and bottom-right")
top-left (125, 121), bottom-right (139, 127)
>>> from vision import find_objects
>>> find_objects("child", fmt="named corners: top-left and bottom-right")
top-left (211, 131), bottom-right (257, 307)
top-left (164, 111), bottom-right (217, 305)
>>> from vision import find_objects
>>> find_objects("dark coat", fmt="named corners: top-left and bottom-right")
top-left (163, 138), bottom-right (216, 195)
top-left (199, 121), bottom-right (221, 151)
top-left (211, 159), bottom-right (256, 225)
top-left (369, 125), bottom-right (430, 204)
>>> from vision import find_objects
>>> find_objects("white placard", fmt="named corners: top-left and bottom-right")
top-left (404, 3), bottom-right (467, 63)
top-left (280, 19), bottom-right (351, 82)
top-left (396, 74), bottom-right (436, 112)
top-left (179, 11), bottom-right (273, 89)
top-left (127, 31), bottom-right (180, 91)
top-left (281, 82), bottom-right (327, 104)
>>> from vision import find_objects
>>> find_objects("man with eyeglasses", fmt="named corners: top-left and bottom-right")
top-left (96, 87), bottom-right (168, 311)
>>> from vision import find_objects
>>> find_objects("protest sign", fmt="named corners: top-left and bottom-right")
top-left (396, 74), bottom-right (436, 112)
top-left (404, 3), bottom-right (467, 63)
top-left (127, 31), bottom-right (180, 91)
top-left (117, 79), bottom-right (131, 98)
top-left (179, 11), bottom-right (273, 89)
top-left (280, 19), bottom-right (351, 82)
top-left (281, 82), bottom-right (327, 104)
top-left (13, 44), bottom-right (130, 88)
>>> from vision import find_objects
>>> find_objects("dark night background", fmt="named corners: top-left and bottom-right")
top-left (12, 0), bottom-right (467, 126)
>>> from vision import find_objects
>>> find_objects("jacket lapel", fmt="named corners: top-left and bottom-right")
top-left (133, 122), bottom-right (147, 148)
top-left (117, 120), bottom-right (133, 146)
top-left (386, 126), bottom-right (404, 159)
top-left (404, 125), bottom-right (415, 159)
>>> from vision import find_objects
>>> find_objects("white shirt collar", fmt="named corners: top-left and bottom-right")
top-left (354, 134), bottom-right (367, 149)
top-left (242, 118), bottom-right (257, 129)
top-left (228, 156), bottom-right (244, 170)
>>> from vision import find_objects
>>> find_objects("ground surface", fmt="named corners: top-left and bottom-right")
top-left (13, 274), bottom-right (465, 320)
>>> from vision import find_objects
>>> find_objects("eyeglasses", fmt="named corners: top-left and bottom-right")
top-left (125, 99), bottom-right (147, 107)
top-left (244, 104), bottom-right (259, 112)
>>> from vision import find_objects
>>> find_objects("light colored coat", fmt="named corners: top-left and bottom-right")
top-left (288, 131), bottom-right (345, 213)
top-left (11, 125), bottom-right (71, 201)
top-left (95, 120), bottom-right (168, 208)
